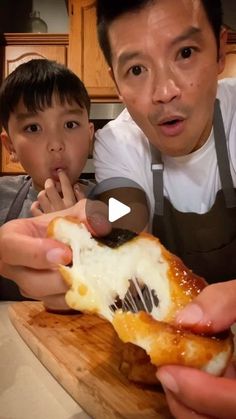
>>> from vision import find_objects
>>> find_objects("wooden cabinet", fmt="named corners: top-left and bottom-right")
top-left (1, 33), bottom-right (68, 173)
top-left (1, 26), bottom-right (235, 174)
top-left (67, 4), bottom-right (236, 98)
top-left (68, 0), bottom-right (117, 99)
top-left (219, 32), bottom-right (236, 79)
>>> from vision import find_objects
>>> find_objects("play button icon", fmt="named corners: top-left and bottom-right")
top-left (108, 198), bottom-right (131, 222)
top-left (86, 177), bottom-right (149, 233)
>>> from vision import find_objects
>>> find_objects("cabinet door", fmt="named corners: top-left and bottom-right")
top-left (68, 0), bottom-right (117, 99)
top-left (219, 43), bottom-right (236, 79)
top-left (5, 45), bottom-right (67, 75)
top-left (2, 45), bottom-right (67, 173)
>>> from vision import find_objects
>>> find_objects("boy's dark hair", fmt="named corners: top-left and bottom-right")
top-left (0, 59), bottom-right (90, 130)
top-left (96, 0), bottom-right (223, 67)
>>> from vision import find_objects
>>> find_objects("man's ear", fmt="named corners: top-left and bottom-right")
top-left (88, 122), bottom-right (95, 156)
top-left (0, 130), bottom-right (19, 162)
top-left (108, 67), bottom-right (123, 101)
top-left (217, 26), bottom-right (228, 75)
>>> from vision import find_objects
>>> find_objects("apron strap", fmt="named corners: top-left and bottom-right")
top-left (150, 143), bottom-right (164, 216)
top-left (4, 176), bottom-right (32, 223)
top-left (213, 99), bottom-right (236, 208)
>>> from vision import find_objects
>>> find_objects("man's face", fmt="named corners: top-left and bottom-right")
top-left (6, 95), bottom-right (93, 191)
top-left (109, 0), bottom-right (226, 156)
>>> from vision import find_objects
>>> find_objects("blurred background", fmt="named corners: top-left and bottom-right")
top-left (0, 0), bottom-right (68, 33)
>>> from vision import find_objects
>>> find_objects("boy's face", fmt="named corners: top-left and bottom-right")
top-left (108, 0), bottom-right (226, 156)
top-left (4, 95), bottom-right (93, 191)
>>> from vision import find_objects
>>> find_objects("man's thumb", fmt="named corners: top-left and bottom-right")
top-left (175, 280), bottom-right (236, 333)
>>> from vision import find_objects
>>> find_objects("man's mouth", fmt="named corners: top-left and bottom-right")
top-left (157, 116), bottom-right (185, 137)
top-left (158, 115), bottom-right (185, 125)
top-left (163, 119), bottom-right (180, 125)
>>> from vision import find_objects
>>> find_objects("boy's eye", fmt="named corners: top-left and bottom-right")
top-left (180, 47), bottom-right (193, 59)
top-left (65, 121), bottom-right (79, 129)
top-left (25, 124), bottom-right (40, 132)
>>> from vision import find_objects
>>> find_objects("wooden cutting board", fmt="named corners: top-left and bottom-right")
top-left (9, 301), bottom-right (172, 419)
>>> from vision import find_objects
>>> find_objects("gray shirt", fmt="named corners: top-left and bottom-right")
top-left (0, 175), bottom-right (38, 226)
top-left (0, 175), bottom-right (38, 300)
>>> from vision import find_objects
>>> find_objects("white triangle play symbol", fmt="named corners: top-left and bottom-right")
top-left (108, 197), bottom-right (131, 222)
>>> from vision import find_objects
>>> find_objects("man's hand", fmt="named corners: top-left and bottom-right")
top-left (31, 170), bottom-right (85, 216)
top-left (157, 363), bottom-right (236, 419)
top-left (0, 199), bottom-right (111, 310)
top-left (156, 281), bottom-right (236, 419)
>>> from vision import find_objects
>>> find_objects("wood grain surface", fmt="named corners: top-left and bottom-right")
top-left (8, 301), bottom-right (172, 419)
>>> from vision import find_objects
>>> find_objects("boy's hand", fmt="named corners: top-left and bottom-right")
top-left (31, 170), bottom-right (85, 215)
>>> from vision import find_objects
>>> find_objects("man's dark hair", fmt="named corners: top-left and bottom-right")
top-left (96, 0), bottom-right (223, 67)
top-left (0, 59), bottom-right (90, 130)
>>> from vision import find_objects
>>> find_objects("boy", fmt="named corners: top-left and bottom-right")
top-left (0, 58), bottom-right (94, 299)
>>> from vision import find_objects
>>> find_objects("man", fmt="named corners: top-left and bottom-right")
top-left (94, 0), bottom-right (236, 284)
top-left (93, 1), bottom-right (236, 416)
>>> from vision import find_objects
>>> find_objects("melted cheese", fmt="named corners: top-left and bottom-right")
top-left (53, 220), bottom-right (171, 322)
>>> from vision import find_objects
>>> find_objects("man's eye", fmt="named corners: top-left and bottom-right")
top-left (65, 121), bottom-right (79, 129)
top-left (130, 65), bottom-right (143, 76)
top-left (25, 124), bottom-right (39, 132)
top-left (180, 47), bottom-right (193, 59)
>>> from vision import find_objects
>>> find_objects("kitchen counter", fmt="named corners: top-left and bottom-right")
top-left (1, 301), bottom-right (235, 419)
top-left (0, 302), bottom-right (90, 419)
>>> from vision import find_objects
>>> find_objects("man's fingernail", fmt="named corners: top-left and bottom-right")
top-left (176, 303), bottom-right (203, 325)
top-left (156, 371), bottom-right (179, 394)
top-left (88, 212), bottom-right (108, 227)
top-left (87, 212), bottom-right (111, 236)
top-left (46, 248), bottom-right (67, 264)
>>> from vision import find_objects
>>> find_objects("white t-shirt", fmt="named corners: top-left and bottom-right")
top-left (94, 78), bottom-right (236, 217)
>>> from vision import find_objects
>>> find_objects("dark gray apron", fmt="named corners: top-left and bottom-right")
top-left (0, 176), bottom-right (32, 300)
top-left (151, 99), bottom-right (236, 283)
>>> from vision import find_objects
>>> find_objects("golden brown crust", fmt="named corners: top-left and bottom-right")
top-left (140, 231), bottom-right (206, 302)
top-left (120, 343), bottom-right (159, 385)
top-left (113, 311), bottom-right (234, 374)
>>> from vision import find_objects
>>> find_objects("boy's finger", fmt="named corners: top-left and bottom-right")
top-left (44, 178), bottom-right (65, 210)
top-left (37, 189), bottom-right (54, 213)
top-left (30, 201), bottom-right (43, 216)
top-left (73, 183), bottom-right (85, 201)
top-left (58, 170), bottom-right (77, 205)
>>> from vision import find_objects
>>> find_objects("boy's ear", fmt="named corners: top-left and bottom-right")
top-left (108, 67), bottom-right (123, 101)
top-left (218, 26), bottom-right (228, 74)
top-left (0, 130), bottom-right (19, 163)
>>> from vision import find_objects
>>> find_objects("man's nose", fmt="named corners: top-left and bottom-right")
top-left (152, 70), bottom-right (181, 104)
